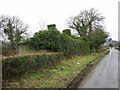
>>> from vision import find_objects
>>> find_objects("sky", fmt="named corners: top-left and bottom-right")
top-left (0, 0), bottom-right (119, 41)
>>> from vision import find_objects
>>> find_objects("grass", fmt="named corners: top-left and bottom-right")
top-left (4, 50), bottom-right (109, 88)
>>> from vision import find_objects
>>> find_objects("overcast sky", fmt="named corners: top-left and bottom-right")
top-left (0, 0), bottom-right (119, 41)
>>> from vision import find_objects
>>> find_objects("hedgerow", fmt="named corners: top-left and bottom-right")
top-left (2, 53), bottom-right (63, 81)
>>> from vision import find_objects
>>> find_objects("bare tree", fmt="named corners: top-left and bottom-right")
top-left (67, 8), bottom-right (105, 36)
top-left (0, 15), bottom-right (29, 50)
top-left (0, 16), bottom-right (7, 43)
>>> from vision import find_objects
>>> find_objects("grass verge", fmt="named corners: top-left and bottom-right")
top-left (3, 49), bottom-right (109, 88)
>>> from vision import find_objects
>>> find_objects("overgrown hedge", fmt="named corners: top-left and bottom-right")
top-left (58, 34), bottom-right (90, 57)
top-left (24, 29), bottom-right (61, 52)
top-left (2, 53), bottom-right (63, 81)
top-left (24, 29), bottom-right (91, 57)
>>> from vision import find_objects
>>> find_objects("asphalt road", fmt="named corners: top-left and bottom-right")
top-left (78, 48), bottom-right (119, 88)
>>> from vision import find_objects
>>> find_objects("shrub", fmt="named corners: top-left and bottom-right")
top-left (62, 29), bottom-right (71, 36)
top-left (2, 53), bottom-right (63, 81)
top-left (78, 37), bottom-right (91, 55)
top-left (25, 29), bottom-right (61, 52)
top-left (58, 34), bottom-right (81, 57)
top-left (24, 28), bottom-right (91, 57)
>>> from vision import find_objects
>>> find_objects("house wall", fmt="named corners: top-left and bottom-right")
top-left (18, 44), bottom-right (35, 55)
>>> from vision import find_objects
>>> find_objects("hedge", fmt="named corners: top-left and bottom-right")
top-left (58, 34), bottom-right (81, 57)
top-left (2, 53), bottom-right (63, 81)
top-left (58, 34), bottom-right (91, 57)
top-left (24, 29), bottom-right (91, 58)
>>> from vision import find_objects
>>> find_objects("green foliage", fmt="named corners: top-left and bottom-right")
top-left (47, 24), bottom-right (56, 30)
top-left (62, 29), bottom-right (77, 39)
top-left (2, 53), bottom-right (63, 80)
top-left (24, 26), bottom-right (109, 57)
top-left (78, 36), bottom-right (91, 54)
top-left (26, 29), bottom-right (61, 51)
top-left (58, 34), bottom-right (84, 57)
top-left (24, 28), bottom-right (91, 57)
top-left (62, 29), bottom-right (71, 36)
top-left (89, 29), bottom-right (109, 50)
top-left (58, 33), bottom-right (75, 57)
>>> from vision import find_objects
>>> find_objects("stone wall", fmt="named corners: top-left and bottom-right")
top-left (18, 44), bottom-right (35, 55)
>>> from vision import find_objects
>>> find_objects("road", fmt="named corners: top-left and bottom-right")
top-left (78, 49), bottom-right (119, 88)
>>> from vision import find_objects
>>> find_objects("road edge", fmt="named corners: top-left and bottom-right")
top-left (67, 49), bottom-right (110, 88)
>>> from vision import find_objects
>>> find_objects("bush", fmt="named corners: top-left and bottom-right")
top-left (25, 29), bottom-right (61, 52)
top-left (24, 29), bottom-right (91, 57)
top-left (58, 34), bottom-right (81, 57)
top-left (2, 53), bottom-right (63, 81)
top-left (78, 37), bottom-right (91, 55)
top-left (62, 29), bottom-right (71, 36)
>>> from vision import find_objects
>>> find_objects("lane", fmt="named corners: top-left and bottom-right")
top-left (78, 49), bottom-right (118, 88)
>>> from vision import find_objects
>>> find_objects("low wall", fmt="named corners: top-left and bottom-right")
top-left (18, 44), bottom-right (35, 55)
